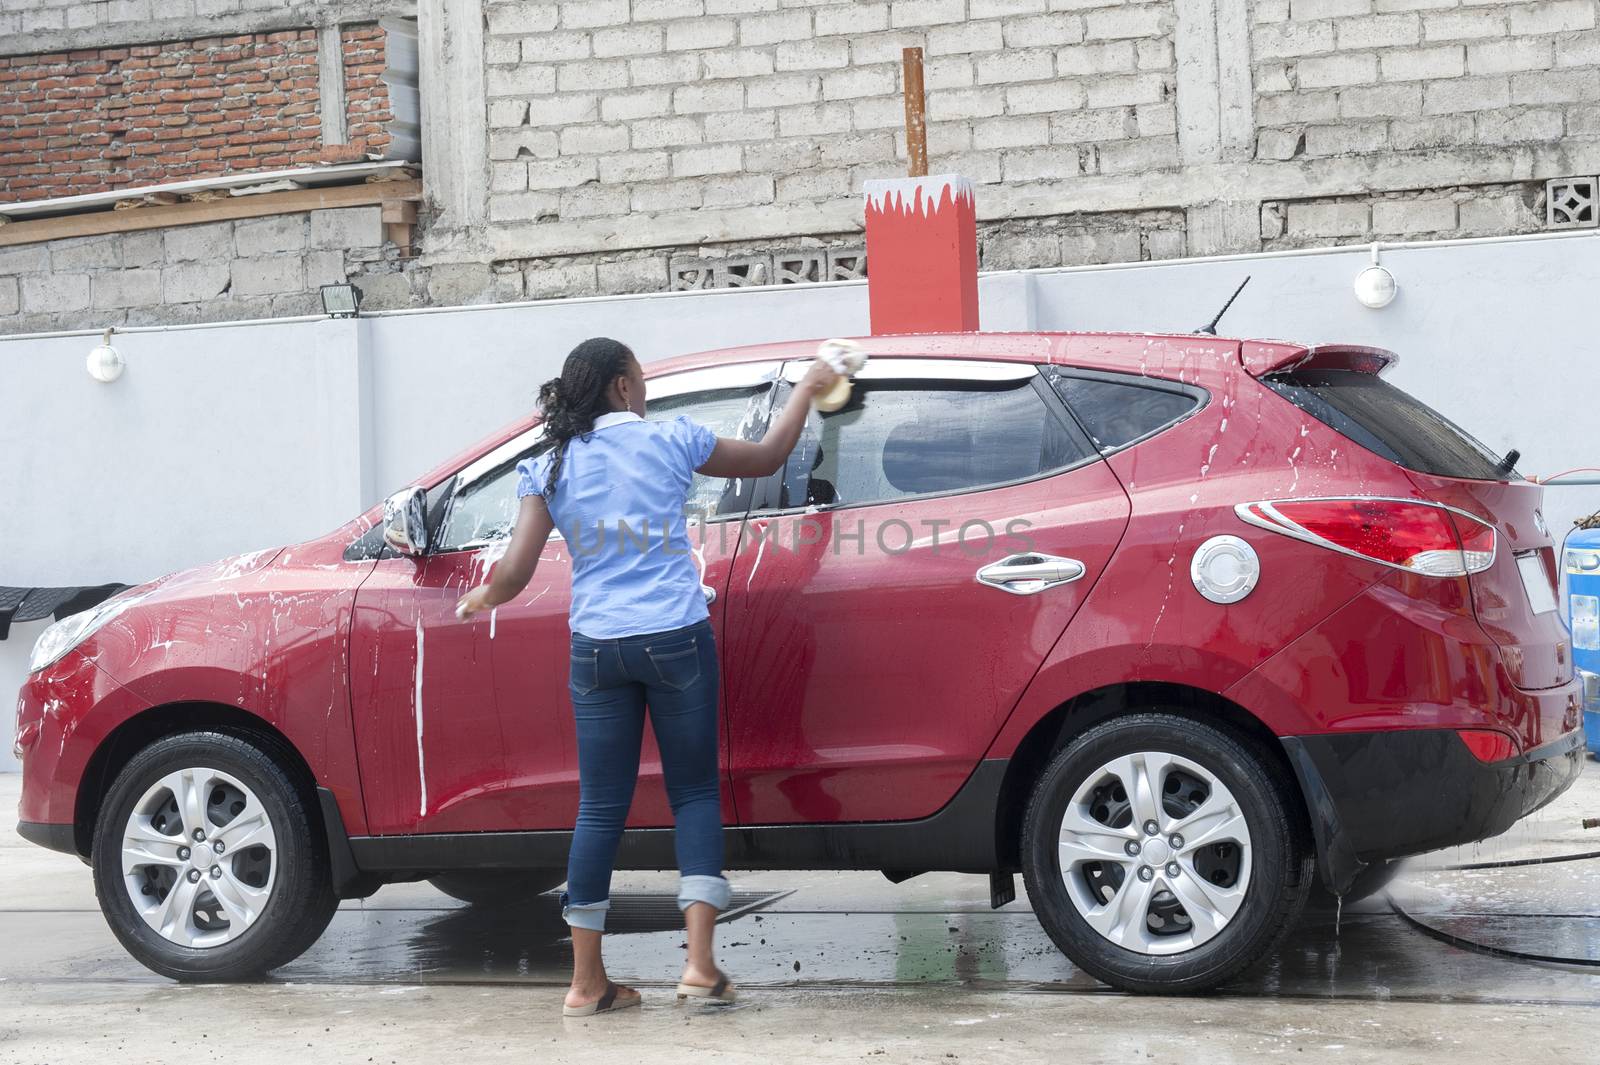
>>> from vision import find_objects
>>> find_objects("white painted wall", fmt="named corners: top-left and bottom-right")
top-left (5, 232), bottom-right (1599, 770)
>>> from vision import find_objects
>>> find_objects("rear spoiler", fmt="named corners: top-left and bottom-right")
top-left (1239, 342), bottom-right (1399, 378)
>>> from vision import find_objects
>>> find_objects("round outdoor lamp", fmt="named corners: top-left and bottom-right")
top-left (87, 328), bottom-right (125, 383)
top-left (1353, 243), bottom-right (1397, 309)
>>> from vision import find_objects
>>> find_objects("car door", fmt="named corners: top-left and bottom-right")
top-left (348, 503), bottom-right (510, 835)
top-left (349, 361), bottom-right (779, 835)
top-left (721, 358), bottom-right (1132, 825)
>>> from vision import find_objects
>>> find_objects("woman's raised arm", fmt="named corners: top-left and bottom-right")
top-left (695, 358), bottom-right (838, 480)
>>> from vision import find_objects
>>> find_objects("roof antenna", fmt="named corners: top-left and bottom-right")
top-left (1196, 276), bottom-right (1251, 336)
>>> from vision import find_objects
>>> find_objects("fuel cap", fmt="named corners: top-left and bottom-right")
top-left (1191, 535), bottom-right (1260, 604)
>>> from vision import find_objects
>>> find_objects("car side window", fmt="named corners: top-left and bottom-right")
top-left (1046, 371), bottom-right (1202, 453)
top-left (433, 384), bottom-right (771, 553)
top-left (781, 377), bottom-right (1092, 509)
top-left (646, 385), bottom-right (772, 518)
top-left (435, 434), bottom-right (552, 552)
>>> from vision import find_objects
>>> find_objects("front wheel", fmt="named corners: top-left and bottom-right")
top-left (91, 731), bottom-right (339, 981)
top-left (1021, 713), bottom-right (1313, 993)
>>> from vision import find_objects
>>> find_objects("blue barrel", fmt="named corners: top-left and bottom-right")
top-left (1565, 526), bottom-right (1600, 757)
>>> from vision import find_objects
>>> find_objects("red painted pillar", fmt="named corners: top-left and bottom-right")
top-left (863, 174), bottom-right (979, 335)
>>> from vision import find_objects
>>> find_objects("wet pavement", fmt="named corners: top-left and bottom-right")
top-left (5, 768), bottom-right (1600, 1062)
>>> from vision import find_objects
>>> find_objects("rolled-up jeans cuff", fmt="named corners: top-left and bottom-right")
top-left (678, 874), bottom-right (732, 913)
top-left (561, 891), bottom-right (610, 932)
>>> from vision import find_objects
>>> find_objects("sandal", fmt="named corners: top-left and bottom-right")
top-left (562, 981), bottom-right (642, 1017)
top-left (676, 973), bottom-right (737, 1004)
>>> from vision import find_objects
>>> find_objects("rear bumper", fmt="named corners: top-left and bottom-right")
top-left (17, 821), bottom-right (78, 855)
top-left (1282, 726), bottom-right (1585, 894)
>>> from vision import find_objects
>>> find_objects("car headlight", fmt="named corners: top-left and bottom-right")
top-left (28, 590), bottom-right (152, 674)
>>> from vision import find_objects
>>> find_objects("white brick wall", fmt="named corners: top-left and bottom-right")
top-left (1264, 184), bottom-right (1541, 248)
top-left (438, 0), bottom-right (1600, 304)
top-left (1253, 0), bottom-right (1600, 162)
top-left (482, 0), bottom-right (1179, 234)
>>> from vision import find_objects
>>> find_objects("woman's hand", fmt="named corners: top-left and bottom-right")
top-left (697, 356), bottom-right (843, 480)
top-left (455, 584), bottom-right (496, 619)
top-left (455, 497), bottom-right (556, 618)
top-left (797, 356), bottom-right (840, 400)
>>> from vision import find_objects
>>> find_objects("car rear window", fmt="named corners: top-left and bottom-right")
top-left (1263, 369), bottom-right (1514, 481)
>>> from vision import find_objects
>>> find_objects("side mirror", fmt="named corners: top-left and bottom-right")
top-left (382, 487), bottom-right (429, 557)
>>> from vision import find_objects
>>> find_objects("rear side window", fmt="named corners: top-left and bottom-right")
top-left (783, 379), bottom-right (1093, 508)
top-left (1046, 371), bottom-right (1203, 453)
top-left (1264, 369), bottom-right (1513, 481)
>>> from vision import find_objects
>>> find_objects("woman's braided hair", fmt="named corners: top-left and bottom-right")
top-left (537, 337), bottom-right (635, 497)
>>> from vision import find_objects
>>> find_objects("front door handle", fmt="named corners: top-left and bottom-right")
top-left (702, 583), bottom-right (717, 605)
top-left (976, 553), bottom-right (1086, 595)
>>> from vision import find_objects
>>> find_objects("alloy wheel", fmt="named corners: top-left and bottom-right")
top-left (121, 766), bottom-right (278, 948)
top-left (1057, 751), bottom-right (1253, 955)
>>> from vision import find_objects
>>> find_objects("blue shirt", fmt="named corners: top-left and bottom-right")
top-left (517, 411), bottom-right (718, 639)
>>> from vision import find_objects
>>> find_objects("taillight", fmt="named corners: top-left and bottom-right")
top-left (1236, 497), bottom-right (1496, 577)
top-left (1450, 513), bottom-right (1496, 573)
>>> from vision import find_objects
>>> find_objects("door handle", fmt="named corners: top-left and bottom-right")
top-left (975, 553), bottom-right (1086, 595)
top-left (702, 583), bottom-right (717, 605)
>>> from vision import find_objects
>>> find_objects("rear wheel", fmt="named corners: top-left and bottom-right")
top-left (91, 731), bottom-right (339, 981)
top-left (428, 870), bottom-right (565, 907)
top-left (1021, 713), bottom-right (1313, 993)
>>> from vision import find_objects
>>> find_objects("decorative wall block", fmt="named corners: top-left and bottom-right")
top-left (1546, 177), bottom-right (1599, 229)
top-left (670, 247), bottom-right (867, 291)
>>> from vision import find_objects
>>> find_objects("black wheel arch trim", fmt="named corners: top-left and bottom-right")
top-left (316, 787), bottom-right (383, 899)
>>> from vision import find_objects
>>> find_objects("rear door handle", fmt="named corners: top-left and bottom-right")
top-left (976, 553), bottom-right (1086, 595)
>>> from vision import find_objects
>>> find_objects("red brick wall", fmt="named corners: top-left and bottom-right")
top-left (0, 25), bottom-right (394, 203)
top-left (341, 23), bottom-right (393, 162)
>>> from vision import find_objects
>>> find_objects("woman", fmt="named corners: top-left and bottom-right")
top-left (456, 337), bottom-right (837, 1016)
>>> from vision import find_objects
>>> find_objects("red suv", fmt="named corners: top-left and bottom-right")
top-left (15, 332), bottom-right (1584, 992)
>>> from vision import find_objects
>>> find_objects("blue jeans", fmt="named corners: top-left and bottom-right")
top-left (563, 618), bottom-right (730, 931)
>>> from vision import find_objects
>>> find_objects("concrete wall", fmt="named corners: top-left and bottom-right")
top-left (0, 1), bottom-right (402, 53)
top-left (5, 230), bottom-right (1600, 769)
top-left (7, 0), bottom-right (1600, 334)
top-left (424, 0), bottom-right (1600, 294)
top-left (0, 206), bottom-right (396, 333)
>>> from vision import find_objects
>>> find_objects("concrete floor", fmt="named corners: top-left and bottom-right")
top-left (4, 768), bottom-right (1600, 1063)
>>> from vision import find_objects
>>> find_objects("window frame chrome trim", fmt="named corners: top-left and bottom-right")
top-left (779, 355), bottom-right (1037, 385)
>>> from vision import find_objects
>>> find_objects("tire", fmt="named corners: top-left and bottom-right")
top-left (1021, 713), bottom-right (1313, 993)
top-left (428, 870), bottom-right (564, 907)
top-left (91, 730), bottom-right (339, 982)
